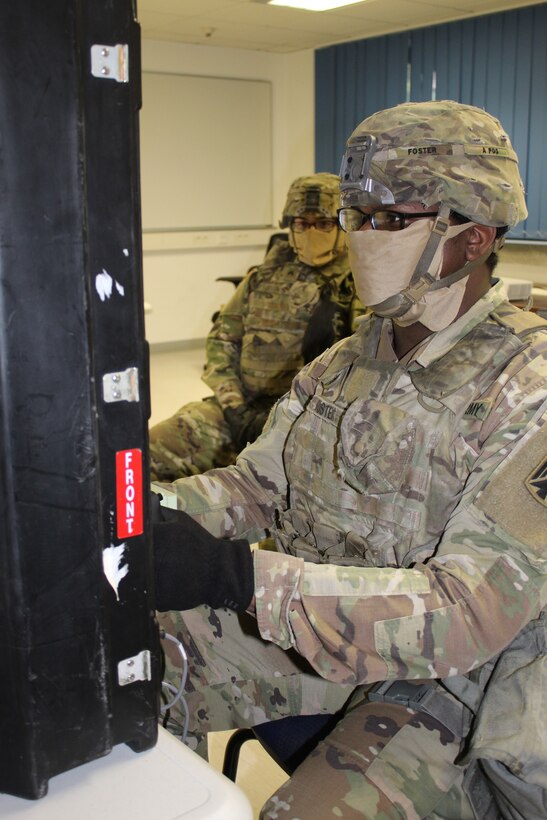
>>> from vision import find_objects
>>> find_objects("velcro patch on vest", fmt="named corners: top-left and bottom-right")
top-left (464, 398), bottom-right (492, 420)
top-left (525, 456), bottom-right (547, 507)
top-left (308, 395), bottom-right (343, 425)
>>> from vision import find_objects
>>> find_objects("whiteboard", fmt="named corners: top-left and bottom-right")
top-left (140, 72), bottom-right (273, 232)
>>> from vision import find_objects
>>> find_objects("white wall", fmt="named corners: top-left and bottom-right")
top-left (141, 40), bottom-right (315, 346)
top-left (497, 242), bottom-right (547, 288)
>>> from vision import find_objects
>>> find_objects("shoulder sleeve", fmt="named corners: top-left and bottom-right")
top-left (202, 276), bottom-right (250, 409)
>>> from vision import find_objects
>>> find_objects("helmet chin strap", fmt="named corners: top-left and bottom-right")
top-left (372, 204), bottom-right (499, 319)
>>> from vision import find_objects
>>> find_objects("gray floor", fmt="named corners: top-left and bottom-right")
top-left (149, 343), bottom-right (212, 428)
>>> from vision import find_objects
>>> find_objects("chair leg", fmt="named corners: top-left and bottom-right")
top-left (221, 728), bottom-right (256, 781)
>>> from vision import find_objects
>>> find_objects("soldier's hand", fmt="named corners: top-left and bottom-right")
top-left (224, 404), bottom-right (267, 450)
top-left (151, 498), bottom-right (254, 613)
top-left (243, 409), bottom-right (269, 443)
top-left (301, 293), bottom-right (351, 363)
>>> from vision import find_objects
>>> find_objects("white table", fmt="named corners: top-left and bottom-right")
top-left (0, 727), bottom-right (252, 819)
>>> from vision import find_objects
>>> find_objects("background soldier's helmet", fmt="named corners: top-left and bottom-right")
top-left (340, 100), bottom-right (527, 228)
top-left (280, 172), bottom-right (340, 227)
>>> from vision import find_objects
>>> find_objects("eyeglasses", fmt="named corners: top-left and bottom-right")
top-left (337, 207), bottom-right (439, 233)
top-left (290, 217), bottom-right (338, 233)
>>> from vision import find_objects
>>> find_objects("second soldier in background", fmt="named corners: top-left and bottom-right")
top-left (149, 172), bottom-right (364, 481)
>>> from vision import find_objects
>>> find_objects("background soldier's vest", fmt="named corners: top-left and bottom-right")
top-left (274, 304), bottom-right (547, 567)
top-left (239, 240), bottom-right (355, 399)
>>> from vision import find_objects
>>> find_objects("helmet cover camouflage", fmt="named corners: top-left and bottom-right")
top-left (339, 100), bottom-right (527, 227)
top-left (280, 172), bottom-right (340, 227)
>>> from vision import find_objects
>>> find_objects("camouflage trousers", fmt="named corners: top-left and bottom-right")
top-left (158, 606), bottom-right (475, 819)
top-left (149, 396), bottom-right (238, 481)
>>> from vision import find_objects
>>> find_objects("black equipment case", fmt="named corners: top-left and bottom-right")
top-left (0, 0), bottom-right (161, 799)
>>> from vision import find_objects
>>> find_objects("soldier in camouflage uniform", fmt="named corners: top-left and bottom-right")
top-left (153, 102), bottom-right (546, 818)
top-left (149, 172), bottom-right (363, 481)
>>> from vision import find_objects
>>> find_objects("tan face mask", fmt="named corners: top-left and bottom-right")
top-left (346, 218), bottom-right (473, 330)
top-left (290, 227), bottom-right (343, 268)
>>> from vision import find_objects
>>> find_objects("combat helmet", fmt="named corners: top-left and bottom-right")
top-left (280, 172), bottom-right (340, 227)
top-left (339, 100), bottom-right (527, 228)
top-left (339, 101), bottom-right (527, 319)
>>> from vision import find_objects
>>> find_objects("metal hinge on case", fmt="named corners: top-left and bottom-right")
top-left (102, 367), bottom-right (140, 403)
top-left (90, 44), bottom-right (129, 83)
top-left (118, 650), bottom-right (152, 687)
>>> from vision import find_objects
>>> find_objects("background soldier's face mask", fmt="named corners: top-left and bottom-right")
top-left (290, 227), bottom-right (343, 268)
top-left (347, 218), bottom-right (473, 330)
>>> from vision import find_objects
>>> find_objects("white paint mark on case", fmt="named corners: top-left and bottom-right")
top-left (103, 543), bottom-right (129, 601)
top-left (96, 269), bottom-right (113, 301)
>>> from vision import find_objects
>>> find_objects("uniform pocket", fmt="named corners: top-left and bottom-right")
top-left (338, 399), bottom-right (418, 495)
top-left (463, 615), bottom-right (546, 788)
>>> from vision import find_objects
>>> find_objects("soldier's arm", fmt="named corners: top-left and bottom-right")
top-left (253, 368), bottom-right (547, 685)
top-left (202, 277), bottom-right (250, 410)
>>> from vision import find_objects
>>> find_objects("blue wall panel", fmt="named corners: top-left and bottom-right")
top-left (526, 10), bottom-right (547, 238)
top-left (315, 3), bottom-right (547, 239)
top-left (315, 32), bottom-right (408, 174)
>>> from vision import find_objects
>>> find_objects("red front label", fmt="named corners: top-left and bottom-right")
top-left (116, 449), bottom-right (143, 539)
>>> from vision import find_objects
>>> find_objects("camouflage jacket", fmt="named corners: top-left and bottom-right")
top-left (203, 238), bottom-right (364, 410)
top-left (161, 279), bottom-right (546, 688)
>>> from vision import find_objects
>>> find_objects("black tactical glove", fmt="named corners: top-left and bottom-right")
top-left (301, 287), bottom-right (351, 364)
top-left (223, 404), bottom-right (270, 451)
top-left (151, 494), bottom-right (254, 613)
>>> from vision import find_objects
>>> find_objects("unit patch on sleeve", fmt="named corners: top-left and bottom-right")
top-left (525, 457), bottom-right (547, 507)
top-left (476, 425), bottom-right (547, 557)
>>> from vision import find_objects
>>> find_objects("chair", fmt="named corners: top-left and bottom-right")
top-left (264, 231), bottom-right (289, 254)
top-left (215, 275), bottom-right (246, 288)
top-left (221, 712), bottom-right (338, 781)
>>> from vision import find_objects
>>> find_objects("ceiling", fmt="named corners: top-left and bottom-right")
top-left (137, 0), bottom-right (543, 53)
